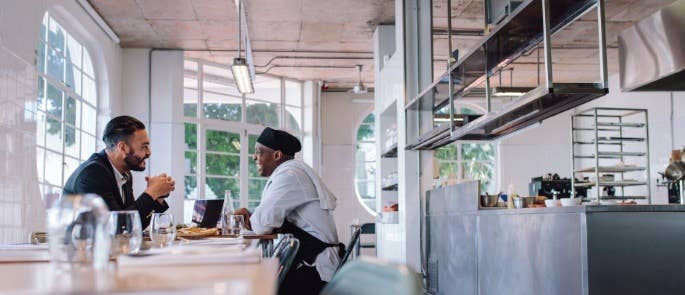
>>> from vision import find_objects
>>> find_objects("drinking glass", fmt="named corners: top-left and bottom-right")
top-left (223, 214), bottom-right (244, 236)
top-left (46, 194), bottom-right (111, 269)
top-left (108, 211), bottom-right (142, 255)
top-left (150, 212), bottom-right (176, 248)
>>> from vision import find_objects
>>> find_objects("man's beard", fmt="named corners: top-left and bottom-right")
top-left (124, 150), bottom-right (147, 171)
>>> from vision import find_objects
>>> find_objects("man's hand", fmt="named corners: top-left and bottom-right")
top-left (144, 173), bottom-right (175, 200)
top-left (234, 207), bottom-right (252, 231)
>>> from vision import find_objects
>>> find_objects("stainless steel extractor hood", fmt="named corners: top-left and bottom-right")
top-left (618, 0), bottom-right (685, 91)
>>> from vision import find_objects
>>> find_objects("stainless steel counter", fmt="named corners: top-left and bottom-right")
top-left (424, 181), bottom-right (685, 295)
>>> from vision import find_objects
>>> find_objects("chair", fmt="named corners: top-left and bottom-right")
top-left (272, 237), bottom-right (300, 286)
top-left (337, 227), bottom-right (361, 271)
top-left (271, 233), bottom-right (294, 257)
top-left (354, 223), bottom-right (375, 257)
top-left (321, 258), bottom-right (423, 295)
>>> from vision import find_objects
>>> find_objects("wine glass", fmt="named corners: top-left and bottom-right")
top-left (150, 212), bottom-right (176, 248)
top-left (224, 214), bottom-right (244, 236)
top-left (108, 211), bottom-right (142, 255)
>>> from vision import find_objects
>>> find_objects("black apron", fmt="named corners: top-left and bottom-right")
top-left (276, 220), bottom-right (344, 295)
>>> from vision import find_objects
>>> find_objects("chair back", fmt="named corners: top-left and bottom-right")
top-left (272, 237), bottom-right (300, 285)
top-left (321, 258), bottom-right (423, 295)
top-left (337, 227), bottom-right (361, 270)
top-left (360, 223), bottom-right (375, 234)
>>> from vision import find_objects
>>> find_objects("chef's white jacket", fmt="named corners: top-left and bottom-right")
top-left (250, 160), bottom-right (340, 282)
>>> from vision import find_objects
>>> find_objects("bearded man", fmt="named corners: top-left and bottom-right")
top-left (63, 116), bottom-right (174, 228)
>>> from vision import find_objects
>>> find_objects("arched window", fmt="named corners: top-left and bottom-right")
top-left (36, 12), bottom-right (98, 205)
top-left (354, 113), bottom-right (376, 214)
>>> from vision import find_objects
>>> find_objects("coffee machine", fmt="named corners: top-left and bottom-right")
top-left (529, 173), bottom-right (588, 199)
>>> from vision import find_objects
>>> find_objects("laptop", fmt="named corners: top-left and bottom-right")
top-left (191, 199), bottom-right (224, 228)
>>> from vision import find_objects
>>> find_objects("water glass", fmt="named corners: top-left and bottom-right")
top-left (108, 211), bottom-right (142, 255)
top-left (46, 194), bottom-right (111, 269)
top-left (150, 212), bottom-right (176, 248)
top-left (222, 214), bottom-right (244, 236)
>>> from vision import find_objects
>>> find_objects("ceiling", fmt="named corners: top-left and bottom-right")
top-left (88, 0), bottom-right (675, 89)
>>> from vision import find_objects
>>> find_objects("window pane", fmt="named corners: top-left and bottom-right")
top-left (65, 96), bottom-right (80, 127)
top-left (37, 77), bottom-right (46, 111)
top-left (66, 34), bottom-right (82, 69)
top-left (184, 78), bottom-right (198, 118)
top-left (65, 62), bottom-right (78, 91)
top-left (83, 50), bottom-right (94, 78)
top-left (206, 154), bottom-right (239, 177)
top-left (249, 178), bottom-right (267, 202)
top-left (63, 156), bottom-right (79, 186)
top-left (184, 60), bottom-right (197, 72)
top-left (462, 161), bottom-right (495, 192)
top-left (184, 123), bottom-right (197, 149)
top-left (36, 112), bottom-right (45, 147)
top-left (356, 142), bottom-right (376, 162)
top-left (184, 151), bottom-right (197, 174)
top-left (438, 162), bottom-right (458, 179)
top-left (246, 75), bottom-right (280, 104)
top-left (461, 143), bottom-right (495, 161)
top-left (46, 48), bottom-right (64, 82)
top-left (246, 100), bottom-right (279, 128)
top-left (435, 145), bottom-right (458, 160)
top-left (36, 147), bottom-right (45, 183)
top-left (285, 106), bottom-right (302, 135)
top-left (46, 83), bottom-right (62, 118)
top-left (249, 159), bottom-right (259, 177)
top-left (37, 41), bottom-right (46, 73)
top-left (363, 113), bottom-right (374, 123)
top-left (48, 17), bottom-right (65, 53)
top-left (81, 132), bottom-right (96, 160)
top-left (248, 134), bottom-right (258, 154)
top-left (82, 76), bottom-right (96, 106)
top-left (45, 117), bottom-right (63, 153)
top-left (184, 176), bottom-right (197, 199)
top-left (356, 180), bottom-right (375, 199)
top-left (64, 125), bottom-right (79, 158)
top-left (356, 123), bottom-right (374, 142)
top-left (203, 92), bottom-right (242, 122)
top-left (203, 64), bottom-right (231, 79)
top-left (206, 177), bottom-right (239, 200)
top-left (44, 150), bottom-right (62, 186)
top-left (285, 80), bottom-right (302, 106)
top-left (82, 105), bottom-right (96, 135)
top-left (205, 130), bottom-right (240, 153)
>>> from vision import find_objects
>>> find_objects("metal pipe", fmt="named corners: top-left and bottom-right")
top-left (254, 56), bottom-right (373, 68)
top-left (596, 0), bottom-right (608, 88)
top-left (541, 0), bottom-right (554, 89)
top-left (448, 0), bottom-right (455, 133)
top-left (680, 180), bottom-right (684, 205)
top-left (256, 64), bottom-right (358, 74)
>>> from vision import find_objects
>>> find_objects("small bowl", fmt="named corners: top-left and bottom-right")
top-left (480, 194), bottom-right (499, 207)
top-left (545, 199), bottom-right (560, 208)
top-left (560, 198), bottom-right (581, 207)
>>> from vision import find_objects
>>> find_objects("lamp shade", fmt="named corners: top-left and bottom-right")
top-left (231, 57), bottom-right (254, 94)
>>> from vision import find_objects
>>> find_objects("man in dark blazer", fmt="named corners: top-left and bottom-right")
top-left (63, 116), bottom-right (175, 228)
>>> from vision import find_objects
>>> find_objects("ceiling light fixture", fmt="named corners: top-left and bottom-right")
top-left (231, 0), bottom-right (254, 94)
top-left (491, 86), bottom-right (534, 97)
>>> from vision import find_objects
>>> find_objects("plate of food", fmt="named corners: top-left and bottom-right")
top-left (176, 227), bottom-right (219, 239)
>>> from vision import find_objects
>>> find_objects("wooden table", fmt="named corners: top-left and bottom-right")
top-left (0, 243), bottom-right (278, 295)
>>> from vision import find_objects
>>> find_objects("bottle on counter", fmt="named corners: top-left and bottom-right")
top-left (507, 182), bottom-right (516, 209)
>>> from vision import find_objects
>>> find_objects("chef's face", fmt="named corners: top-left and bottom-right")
top-left (253, 143), bottom-right (283, 177)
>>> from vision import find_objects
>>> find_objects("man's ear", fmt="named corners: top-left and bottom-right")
top-left (117, 141), bottom-right (129, 154)
top-left (274, 150), bottom-right (284, 161)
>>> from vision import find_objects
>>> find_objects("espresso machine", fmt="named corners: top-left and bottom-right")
top-left (529, 173), bottom-right (588, 199)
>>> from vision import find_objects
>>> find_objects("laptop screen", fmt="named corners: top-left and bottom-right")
top-left (191, 199), bottom-right (224, 228)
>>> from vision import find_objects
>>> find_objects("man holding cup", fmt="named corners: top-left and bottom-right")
top-left (234, 127), bottom-right (342, 295)
top-left (63, 116), bottom-right (175, 228)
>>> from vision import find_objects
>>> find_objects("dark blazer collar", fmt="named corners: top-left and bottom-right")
top-left (94, 149), bottom-right (128, 207)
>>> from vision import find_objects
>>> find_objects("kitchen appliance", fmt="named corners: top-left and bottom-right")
top-left (529, 175), bottom-right (588, 199)
top-left (618, 0), bottom-right (685, 91)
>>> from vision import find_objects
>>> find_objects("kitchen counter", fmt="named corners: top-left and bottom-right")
top-left (424, 182), bottom-right (685, 295)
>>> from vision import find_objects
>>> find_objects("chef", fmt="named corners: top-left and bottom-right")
top-left (235, 127), bottom-right (342, 295)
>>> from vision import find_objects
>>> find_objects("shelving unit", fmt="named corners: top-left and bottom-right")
top-left (404, 0), bottom-right (609, 150)
top-left (378, 101), bottom-right (399, 224)
top-left (571, 108), bottom-right (651, 203)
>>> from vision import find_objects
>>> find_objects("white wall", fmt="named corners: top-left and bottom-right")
top-left (0, 0), bottom-right (122, 243)
top-left (499, 74), bottom-right (685, 203)
top-left (120, 49), bottom-right (185, 222)
top-left (320, 91), bottom-right (376, 244)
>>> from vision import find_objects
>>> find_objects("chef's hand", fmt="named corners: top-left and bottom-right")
top-left (145, 173), bottom-right (175, 201)
top-left (234, 208), bottom-right (252, 231)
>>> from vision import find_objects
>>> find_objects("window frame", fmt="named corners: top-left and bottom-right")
top-left (354, 113), bottom-right (377, 216)
top-left (183, 58), bottom-right (305, 212)
top-left (36, 12), bottom-right (99, 205)
top-left (434, 141), bottom-right (499, 193)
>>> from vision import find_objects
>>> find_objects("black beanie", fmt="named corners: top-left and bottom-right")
top-left (256, 127), bottom-right (301, 156)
